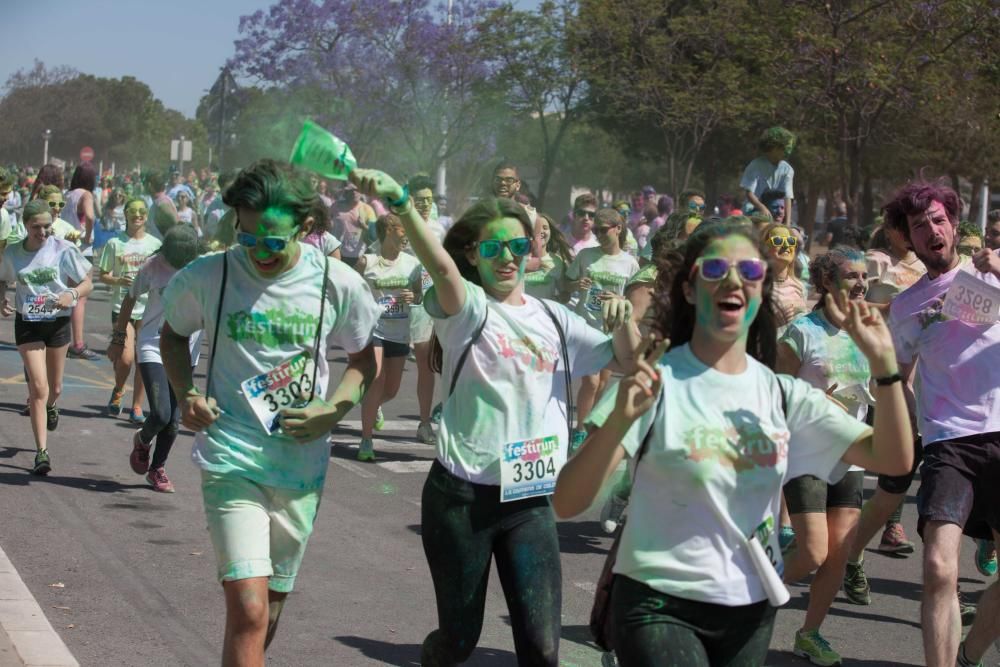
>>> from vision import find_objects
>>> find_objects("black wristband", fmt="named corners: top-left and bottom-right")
top-left (875, 373), bottom-right (902, 386)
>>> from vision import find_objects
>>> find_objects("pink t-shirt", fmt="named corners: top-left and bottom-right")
top-left (772, 277), bottom-right (808, 329)
top-left (332, 202), bottom-right (376, 259)
top-left (889, 258), bottom-right (1000, 445)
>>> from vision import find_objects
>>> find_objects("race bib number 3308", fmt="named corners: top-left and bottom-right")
top-left (500, 435), bottom-right (565, 502)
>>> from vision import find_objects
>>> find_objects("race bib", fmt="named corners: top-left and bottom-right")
top-left (240, 352), bottom-right (318, 434)
top-left (751, 515), bottom-right (784, 577)
top-left (500, 435), bottom-right (566, 502)
top-left (22, 294), bottom-right (58, 322)
top-left (585, 284), bottom-right (603, 313)
top-left (378, 294), bottom-right (408, 319)
top-left (942, 270), bottom-right (1000, 325)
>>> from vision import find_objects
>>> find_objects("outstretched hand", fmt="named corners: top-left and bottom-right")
top-left (601, 295), bottom-right (633, 332)
top-left (349, 169), bottom-right (405, 204)
top-left (614, 336), bottom-right (670, 423)
top-left (825, 290), bottom-right (897, 375)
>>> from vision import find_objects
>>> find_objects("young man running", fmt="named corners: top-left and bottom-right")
top-left (881, 182), bottom-right (1000, 667)
top-left (160, 160), bottom-right (379, 664)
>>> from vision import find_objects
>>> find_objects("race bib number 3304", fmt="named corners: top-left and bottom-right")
top-left (500, 435), bottom-right (565, 502)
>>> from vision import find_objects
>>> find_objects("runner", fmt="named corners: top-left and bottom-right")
top-left (349, 165), bottom-right (639, 665)
top-left (0, 199), bottom-right (94, 475)
top-left (300, 196), bottom-right (342, 260)
top-left (407, 175), bottom-right (446, 445)
top-left (566, 208), bottom-right (640, 451)
top-left (762, 222), bottom-right (808, 333)
top-left (777, 246), bottom-right (873, 666)
top-left (109, 225), bottom-right (203, 492)
top-left (354, 213), bottom-right (423, 461)
top-left (524, 212), bottom-right (572, 301)
top-left (159, 159), bottom-right (379, 662)
top-left (61, 162), bottom-right (99, 361)
top-left (143, 170), bottom-right (179, 240)
top-left (554, 221), bottom-right (913, 667)
top-left (877, 182), bottom-right (1000, 667)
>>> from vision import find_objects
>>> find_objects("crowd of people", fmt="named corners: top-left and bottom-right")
top-left (1, 123), bottom-right (999, 667)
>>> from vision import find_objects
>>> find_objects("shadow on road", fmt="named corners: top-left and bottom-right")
top-left (0, 469), bottom-right (148, 493)
top-left (333, 635), bottom-right (517, 666)
top-left (558, 520), bottom-right (613, 556)
top-left (782, 589), bottom-right (922, 630)
top-left (766, 649), bottom-right (920, 666)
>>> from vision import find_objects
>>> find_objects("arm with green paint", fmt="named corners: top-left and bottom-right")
top-left (279, 344), bottom-right (376, 443)
top-left (349, 169), bottom-right (466, 316)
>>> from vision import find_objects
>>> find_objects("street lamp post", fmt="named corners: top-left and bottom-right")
top-left (42, 129), bottom-right (51, 165)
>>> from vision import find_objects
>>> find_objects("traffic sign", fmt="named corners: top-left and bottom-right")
top-left (80, 146), bottom-right (94, 162)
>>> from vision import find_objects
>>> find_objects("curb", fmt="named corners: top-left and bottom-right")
top-left (0, 544), bottom-right (78, 667)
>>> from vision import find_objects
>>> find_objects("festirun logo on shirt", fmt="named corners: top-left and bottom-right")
top-left (19, 267), bottom-right (58, 285)
top-left (683, 423), bottom-right (789, 471)
top-left (226, 309), bottom-right (320, 346)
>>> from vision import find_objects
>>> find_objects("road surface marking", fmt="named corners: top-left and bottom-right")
top-left (377, 461), bottom-right (433, 474)
top-left (329, 458), bottom-right (377, 479)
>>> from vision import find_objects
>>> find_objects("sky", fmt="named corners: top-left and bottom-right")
top-left (0, 0), bottom-right (540, 119)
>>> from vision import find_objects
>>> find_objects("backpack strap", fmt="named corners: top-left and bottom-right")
top-left (538, 299), bottom-right (575, 447)
top-left (205, 251), bottom-right (228, 399)
top-left (447, 308), bottom-right (488, 397)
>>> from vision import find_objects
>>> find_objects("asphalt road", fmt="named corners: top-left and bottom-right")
top-left (0, 287), bottom-right (997, 666)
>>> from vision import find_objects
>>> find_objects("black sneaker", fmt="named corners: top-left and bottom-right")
top-left (46, 405), bottom-right (59, 431)
top-left (32, 450), bottom-right (51, 476)
top-left (20, 402), bottom-right (30, 416)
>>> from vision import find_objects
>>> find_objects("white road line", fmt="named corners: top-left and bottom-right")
top-left (329, 458), bottom-right (377, 479)
top-left (334, 420), bottom-right (420, 432)
top-left (330, 438), bottom-right (428, 451)
top-left (377, 461), bottom-right (433, 474)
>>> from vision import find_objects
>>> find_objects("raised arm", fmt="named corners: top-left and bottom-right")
top-left (351, 169), bottom-right (466, 316)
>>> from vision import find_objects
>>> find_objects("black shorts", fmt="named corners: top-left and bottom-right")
top-left (783, 470), bottom-right (865, 514)
top-left (876, 437), bottom-right (923, 494)
top-left (14, 314), bottom-right (72, 348)
top-left (916, 434), bottom-right (1000, 541)
top-left (375, 337), bottom-right (410, 359)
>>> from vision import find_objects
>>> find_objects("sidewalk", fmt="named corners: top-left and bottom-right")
top-left (0, 544), bottom-right (77, 667)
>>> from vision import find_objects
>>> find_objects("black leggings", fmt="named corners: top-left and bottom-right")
top-left (420, 460), bottom-right (561, 666)
top-left (611, 575), bottom-right (776, 667)
top-left (137, 362), bottom-right (180, 470)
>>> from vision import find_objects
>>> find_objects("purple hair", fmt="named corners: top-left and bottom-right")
top-left (883, 181), bottom-right (960, 240)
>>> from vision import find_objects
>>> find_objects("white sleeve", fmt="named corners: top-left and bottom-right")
top-left (163, 255), bottom-right (214, 336)
top-left (424, 279), bottom-right (487, 350)
top-left (325, 262), bottom-right (379, 354)
top-left (548, 299), bottom-right (614, 378)
top-left (60, 246), bottom-right (92, 284)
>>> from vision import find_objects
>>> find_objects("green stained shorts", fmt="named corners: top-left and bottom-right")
top-left (201, 471), bottom-right (322, 593)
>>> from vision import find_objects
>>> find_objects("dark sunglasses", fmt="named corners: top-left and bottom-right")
top-left (48, 201), bottom-right (66, 210)
top-left (476, 237), bottom-right (532, 259)
top-left (768, 235), bottom-right (798, 248)
top-left (691, 257), bottom-right (766, 282)
top-left (493, 176), bottom-right (518, 186)
top-left (688, 202), bottom-right (706, 212)
top-left (574, 209), bottom-right (596, 220)
top-left (236, 231), bottom-right (295, 253)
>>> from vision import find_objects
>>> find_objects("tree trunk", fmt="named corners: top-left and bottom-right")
top-left (802, 179), bottom-right (819, 254)
top-left (969, 175), bottom-right (983, 225)
top-left (861, 172), bottom-right (874, 228)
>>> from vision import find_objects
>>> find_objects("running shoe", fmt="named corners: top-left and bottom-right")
top-left (130, 429), bottom-right (151, 475)
top-left (600, 652), bottom-right (618, 667)
top-left (876, 522), bottom-right (915, 555)
top-left (843, 559), bottom-right (871, 605)
top-left (32, 449), bottom-right (51, 476)
top-left (358, 438), bottom-right (375, 462)
top-left (128, 410), bottom-right (146, 425)
top-left (45, 404), bottom-right (59, 431)
top-left (793, 629), bottom-right (842, 666)
top-left (374, 407), bottom-right (385, 431)
top-left (600, 493), bottom-right (628, 534)
top-left (107, 387), bottom-right (125, 417)
top-left (20, 402), bottom-right (30, 416)
top-left (780, 525), bottom-right (797, 553)
top-left (68, 344), bottom-right (99, 361)
top-left (416, 421), bottom-right (436, 445)
top-left (958, 589), bottom-right (976, 627)
top-left (569, 429), bottom-right (587, 456)
top-left (974, 539), bottom-right (997, 577)
top-left (957, 641), bottom-right (984, 667)
top-left (146, 467), bottom-right (175, 493)
top-left (430, 402), bottom-right (443, 425)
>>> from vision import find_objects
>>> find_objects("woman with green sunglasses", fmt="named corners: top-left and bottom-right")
top-left (348, 165), bottom-right (641, 666)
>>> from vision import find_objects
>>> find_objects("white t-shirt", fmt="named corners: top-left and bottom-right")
top-left (163, 243), bottom-right (380, 490)
top-left (524, 254), bottom-right (566, 301)
top-left (566, 248), bottom-right (640, 329)
top-left (425, 280), bottom-right (614, 484)
top-left (889, 258), bottom-right (1000, 446)
top-left (0, 236), bottom-right (91, 319)
top-left (361, 252), bottom-right (423, 344)
top-left (739, 157), bottom-right (794, 201)
top-left (130, 254), bottom-right (203, 365)
top-left (98, 233), bottom-right (162, 316)
top-left (604, 344), bottom-right (868, 606)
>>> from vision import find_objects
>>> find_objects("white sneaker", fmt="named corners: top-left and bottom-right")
top-left (417, 421), bottom-right (436, 445)
top-left (600, 493), bottom-right (628, 534)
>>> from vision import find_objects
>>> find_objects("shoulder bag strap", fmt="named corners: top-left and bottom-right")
top-left (205, 251), bottom-right (228, 399)
top-left (307, 257), bottom-right (329, 401)
top-left (448, 307), bottom-right (489, 397)
top-left (539, 299), bottom-right (575, 447)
